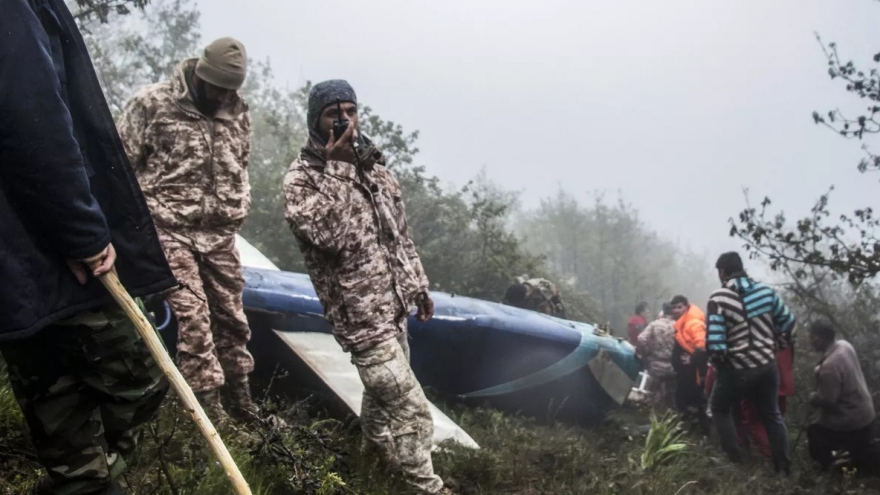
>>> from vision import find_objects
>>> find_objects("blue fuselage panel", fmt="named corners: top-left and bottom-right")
top-left (241, 267), bottom-right (638, 422)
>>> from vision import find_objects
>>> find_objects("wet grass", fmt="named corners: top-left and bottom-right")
top-left (1, 365), bottom-right (879, 494)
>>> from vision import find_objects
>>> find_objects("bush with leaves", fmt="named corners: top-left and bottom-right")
top-left (732, 28), bottom-right (880, 284)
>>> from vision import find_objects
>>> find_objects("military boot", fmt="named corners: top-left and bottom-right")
top-left (195, 388), bottom-right (230, 426)
top-left (222, 376), bottom-right (260, 423)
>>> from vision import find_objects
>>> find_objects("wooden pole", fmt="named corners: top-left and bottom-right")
top-left (99, 270), bottom-right (252, 495)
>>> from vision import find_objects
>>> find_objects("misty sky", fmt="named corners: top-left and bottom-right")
top-left (199, 0), bottom-right (878, 263)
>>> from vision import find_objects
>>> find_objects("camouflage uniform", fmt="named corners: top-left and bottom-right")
top-left (117, 59), bottom-right (254, 395)
top-left (354, 328), bottom-right (442, 493)
top-left (520, 278), bottom-right (566, 317)
top-left (0, 305), bottom-right (168, 495)
top-left (636, 317), bottom-right (677, 410)
top-left (283, 149), bottom-right (429, 353)
top-left (284, 138), bottom-right (444, 494)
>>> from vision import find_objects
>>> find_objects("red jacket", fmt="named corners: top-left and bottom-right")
top-left (776, 346), bottom-right (794, 397)
top-left (628, 315), bottom-right (647, 347)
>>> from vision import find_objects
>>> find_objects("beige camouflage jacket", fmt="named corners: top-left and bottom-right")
top-left (117, 59), bottom-right (251, 240)
top-left (637, 317), bottom-right (676, 377)
top-left (283, 155), bottom-right (429, 353)
top-left (522, 278), bottom-right (565, 317)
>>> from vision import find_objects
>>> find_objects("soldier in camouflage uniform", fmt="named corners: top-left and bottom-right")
top-left (117, 38), bottom-right (258, 423)
top-left (1, 1), bottom-right (176, 493)
top-left (283, 80), bottom-right (451, 495)
top-left (636, 304), bottom-right (678, 410)
top-left (502, 276), bottom-right (566, 318)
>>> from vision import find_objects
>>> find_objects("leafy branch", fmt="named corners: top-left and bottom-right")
top-left (811, 34), bottom-right (880, 173)
top-left (731, 34), bottom-right (880, 283)
top-left (72, 0), bottom-right (150, 23)
top-left (730, 189), bottom-right (880, 284)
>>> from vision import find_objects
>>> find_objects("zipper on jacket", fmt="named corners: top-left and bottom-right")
top-left (357, 172), bottom-right (408, 312)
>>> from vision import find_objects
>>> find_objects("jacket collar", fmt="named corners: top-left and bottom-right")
top-left (723, 272), bottom-right (752, 292)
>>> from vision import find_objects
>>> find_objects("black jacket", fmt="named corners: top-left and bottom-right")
top-left (0, 0), bottom-right (177, 341)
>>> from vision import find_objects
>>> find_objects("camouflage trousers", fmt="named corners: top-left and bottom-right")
top-left (0, 305), bottom-right (168, 495)
top-left (352, 330), bottom-right (444, 494)
top-left (160, 232), bottom-right (254, 393)
top-left (646, 373), bottom-right (677, 412)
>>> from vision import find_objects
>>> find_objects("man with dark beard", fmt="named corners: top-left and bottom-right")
top-left (118, 38), bottom-right (259, 424)
top-left (283, 80), bottom-right (452, 494)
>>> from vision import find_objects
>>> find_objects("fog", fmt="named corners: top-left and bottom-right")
top-left (198, 0), bottom-right (879, 261)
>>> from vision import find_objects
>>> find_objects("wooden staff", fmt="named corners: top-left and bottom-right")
top-left (100, 270), bottom-right (252, 495)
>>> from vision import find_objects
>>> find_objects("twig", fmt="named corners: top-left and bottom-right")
top-left (673, 480), bottom-right (698, 495)
top-left (150, 423), bottom-right (180, 495)
top-left (100, 271), bottom-right (251, 494)
top-left (263, 362), bottom-right (282, 404)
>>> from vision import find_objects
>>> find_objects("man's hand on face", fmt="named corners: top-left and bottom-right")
top-left (416, 292), bottom-right (435, 322)
top-left (325, 122), bottom-right (358, 164)
top-left (67, 243), bottom-right (117, 285)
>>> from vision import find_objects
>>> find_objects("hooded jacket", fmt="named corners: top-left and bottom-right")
top-left (117, 59), bottom-right (252, 240)
top-left (0, 0), bottom-right (176, 340)
top-left (283, 139), bottom-right (430, 353)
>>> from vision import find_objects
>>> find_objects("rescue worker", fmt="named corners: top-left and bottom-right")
top-left (705, 252), bottom-right (794, 475)
top-left (283, 80), bottom-right (452, 494)
top-left (636, 304), bottom-right (677, 410)
top-left (670, 294), bottom-right (709, 434)
top-left (117, 38), bottom-right (258, 423)
top-left (502, 276), bottom-right (566, 318)
top-left (703, 345), bottom-right (794, 461)
top-left (628, 301), bottom-right (650, 347)
top-left (807, 321), bottom-right (879, 474)
top-left (0, 1), bottom-right (177, 493)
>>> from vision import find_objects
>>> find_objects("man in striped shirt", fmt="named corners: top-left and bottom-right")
top-left (706, 252), bottom-right (795, 475)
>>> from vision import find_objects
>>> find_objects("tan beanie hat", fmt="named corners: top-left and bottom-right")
top-left (195, 37), bottom-right (248, 90)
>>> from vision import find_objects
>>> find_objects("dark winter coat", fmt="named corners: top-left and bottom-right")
top-left (0, 0), bottom-right (177, 341)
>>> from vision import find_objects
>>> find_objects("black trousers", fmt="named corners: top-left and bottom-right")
top-left (675, 363), bottom-right (710, 435)
top-left (808, 423), bottom-right (880, 474)
top-left (711, 363), bottom-right (790, 474)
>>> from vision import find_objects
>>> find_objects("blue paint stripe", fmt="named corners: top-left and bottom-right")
top-left (459, 328), bottom-right (629, 399)
top-left (709, 314), bottom-right (725, 322)
top-left (707, 334), bottom-right (726, 342)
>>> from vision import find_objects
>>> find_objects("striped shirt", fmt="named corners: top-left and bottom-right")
top-left (706, 275), bottom-right (796, 370)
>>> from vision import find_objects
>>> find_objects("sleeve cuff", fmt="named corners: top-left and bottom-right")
top-left (64, 232), bottom-right (112, 260)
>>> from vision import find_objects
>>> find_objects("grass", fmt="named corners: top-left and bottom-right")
top-left (2, 364), bottom-right (880, 495)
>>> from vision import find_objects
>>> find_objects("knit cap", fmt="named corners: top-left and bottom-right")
top-left (195, 37), bottom-right (247, 90)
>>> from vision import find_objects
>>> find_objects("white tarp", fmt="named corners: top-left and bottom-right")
top-left (235, 234), bottom-right (280, 271)
top-left (275, 331), bottom-right (480, 450)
